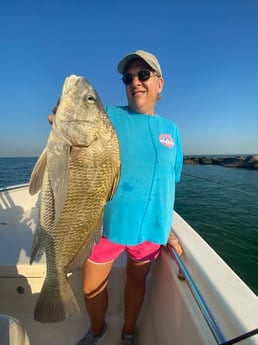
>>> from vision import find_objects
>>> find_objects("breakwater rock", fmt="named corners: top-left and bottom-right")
top-left (184, 155), bottom-right (258, 170)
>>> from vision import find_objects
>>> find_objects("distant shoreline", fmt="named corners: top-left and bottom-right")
top-left (0, 155), bottom-right (258, 170)
top-left (184, 154), bottom-right (258, 170)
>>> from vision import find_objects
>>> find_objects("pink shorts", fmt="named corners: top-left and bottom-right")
top-left (88, 236), bottom-right (161, 263)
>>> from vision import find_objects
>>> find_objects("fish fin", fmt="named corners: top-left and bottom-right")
top-left (30, 223), bottom-right (44, 264)
top-left (29, 148), bottom-right (48, 195)
top-left (34, 277), bottom-right (80, 323)
top-left (65, 220), bottom-right (103, 273)
top-left (49, 145), bottom-right (70, 222)
top-left (107, 164), bottom-right (121, 201)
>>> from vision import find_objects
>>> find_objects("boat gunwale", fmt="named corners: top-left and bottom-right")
top-left (0, 183), bottom-right (29, 193)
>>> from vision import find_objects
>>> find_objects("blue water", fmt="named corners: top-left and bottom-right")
top-left (0, 157), bottom-right (257, 295)
top-left (175, 164), bottom-right (258, 295)
top-left (0, 157), bottom-right (38, 187)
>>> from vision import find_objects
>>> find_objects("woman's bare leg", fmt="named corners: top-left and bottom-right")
top-left (82, 259), bottom-right (114, 336)
top-left (123, 257), bottom-right (152, 335)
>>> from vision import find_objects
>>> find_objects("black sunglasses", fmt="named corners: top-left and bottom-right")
top-left (122, 70), bottom-right (158, 85)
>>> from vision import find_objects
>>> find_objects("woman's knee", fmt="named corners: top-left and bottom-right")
top-left (83, 276), bottom-right (109, 298)
top-left (82, 260), bottom-right (113, 297)
top-left (126, 259), bottom-right (152, 283)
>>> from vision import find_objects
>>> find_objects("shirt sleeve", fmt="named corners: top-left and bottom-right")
top-left (175, 126), bottom-right (183, 182)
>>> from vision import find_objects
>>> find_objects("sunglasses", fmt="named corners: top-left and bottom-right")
top-left (122, 70), bottom-right (158, 85)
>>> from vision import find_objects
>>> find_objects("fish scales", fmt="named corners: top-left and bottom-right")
top-left (29, 75), bottom-right (120, 323)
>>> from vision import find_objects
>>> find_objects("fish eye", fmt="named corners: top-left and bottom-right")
top-left (87, 95), bottom-right (95, 104)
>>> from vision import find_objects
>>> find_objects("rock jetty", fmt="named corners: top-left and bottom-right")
top-left (183, 155), bottom-right (258, 170)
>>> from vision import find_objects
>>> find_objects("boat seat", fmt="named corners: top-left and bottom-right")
top-left (0, 314), bottom-right (30, 345)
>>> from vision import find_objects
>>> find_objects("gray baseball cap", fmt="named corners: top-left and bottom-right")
top-left (117, 50), bottom-right (162, 77)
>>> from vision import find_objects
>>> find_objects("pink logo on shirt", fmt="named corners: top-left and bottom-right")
top-left (159, 134), bottom-right (174, 148)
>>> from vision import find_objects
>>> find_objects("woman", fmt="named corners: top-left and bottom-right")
top-left (50, 50), bottom-right (183, 345)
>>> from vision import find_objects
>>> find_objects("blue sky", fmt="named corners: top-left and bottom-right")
top-left (0, 0), bottom-right (257, 157)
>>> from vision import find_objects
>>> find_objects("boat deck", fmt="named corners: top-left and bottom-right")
top-left (1, 185), bottom-right (258, 345)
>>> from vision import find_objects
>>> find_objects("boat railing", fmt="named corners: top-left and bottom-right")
top-left (167, 245), bottom-right (258, 345)
top-left (0, 183), bottom-right (29, 193)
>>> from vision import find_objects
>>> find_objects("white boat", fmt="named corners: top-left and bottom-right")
top-left (0, 184), bottom-right (257, 345)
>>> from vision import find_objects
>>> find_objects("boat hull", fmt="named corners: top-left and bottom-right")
top-left (0, 185), bottom-right (257, 344)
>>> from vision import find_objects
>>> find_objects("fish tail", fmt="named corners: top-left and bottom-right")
top-left (34, 278), bottom-right (81, 323)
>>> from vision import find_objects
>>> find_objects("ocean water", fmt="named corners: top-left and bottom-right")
top-left (0, 157), bottom-right (257, 295)
top-left (0, 157), bottom-right (38, 187)
top-left (175, 164), bottom-right (258, 295)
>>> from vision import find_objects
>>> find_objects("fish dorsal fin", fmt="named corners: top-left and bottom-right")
top-left (29, 148), bottom-right (48, 195)
top-left (65, 217), bottom-right (103, 273)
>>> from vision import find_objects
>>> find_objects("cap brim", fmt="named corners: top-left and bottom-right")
top-left (117, 53), bottom-right (143, 74)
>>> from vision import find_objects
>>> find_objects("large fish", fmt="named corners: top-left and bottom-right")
top-left (29, 75), bottom-right (121, 323)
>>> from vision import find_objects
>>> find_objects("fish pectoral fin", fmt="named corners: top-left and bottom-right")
top-left (29, 148), bottom-right (48, 195)
top-left (30, 223), bottom-right (45, 264)
top-left (65, 220), bottom-right (103, 273)
top-left (107, 164), bottom-right (121, 201)
top-left (50, 145), bottom-right (70, 221)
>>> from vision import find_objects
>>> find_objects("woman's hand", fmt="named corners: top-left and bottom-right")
top-left (48, 98), bottom-right (60, 125)
top-left (48, 115), bottom-right (54, 124)
top-left (167, 231), bottom-right (183, 256)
